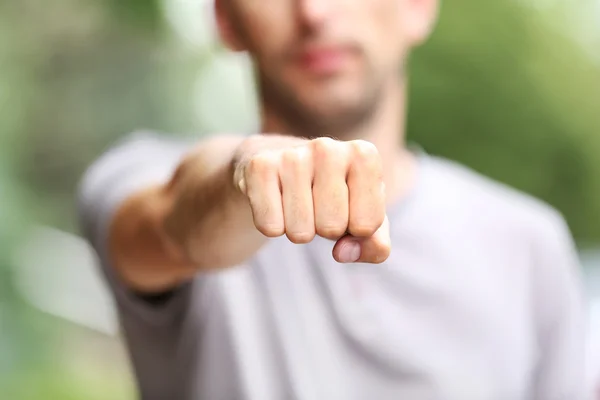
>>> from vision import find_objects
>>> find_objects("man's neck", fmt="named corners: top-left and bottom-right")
top-left (259, 79), bottom-right (416, 205)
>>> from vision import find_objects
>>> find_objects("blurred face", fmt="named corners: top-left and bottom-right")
top-left (217, 0), bottom-right (437, 135)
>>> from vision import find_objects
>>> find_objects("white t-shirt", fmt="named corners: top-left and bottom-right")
top-left (78, 132), bottom-right (589, 400)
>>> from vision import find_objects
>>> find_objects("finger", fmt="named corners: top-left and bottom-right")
top-left (347, 140), bottom-right (385, 237)
top-left (355, 214), bottom-right (391, 263)
top-left (312, 137), bottom-right (349, 240)
top-left (280, 147), bottom-right (315, 244)
top-left (244, 151), bottom-right (284, 237)
top-left (332, 235), bottom-right (361, 263)
top-left (333, 215), bottom-right (390, 264)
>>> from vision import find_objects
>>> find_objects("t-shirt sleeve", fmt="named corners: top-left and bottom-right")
top-left (77, 130), bottom-right (195, 326)
top-left (530, 210), bottom-right (592, 400)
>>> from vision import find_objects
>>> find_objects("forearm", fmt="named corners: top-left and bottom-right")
top-left (107, 135), bottom-right (273, 293)
top-left (162, 135), bottom-right (267, 271)
top-left (108, 184), bottom-right (198, 293)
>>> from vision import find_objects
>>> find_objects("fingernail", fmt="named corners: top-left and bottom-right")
top-left (339, 240), bottom-right (361, 263)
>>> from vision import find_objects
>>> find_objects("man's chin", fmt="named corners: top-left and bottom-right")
top-left (294, 106), bottom-right (373, 138)
top-left (261, 78), bottom-right (377, 137)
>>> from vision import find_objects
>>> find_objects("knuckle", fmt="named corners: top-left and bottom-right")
top-left (286, 230), bottom-right (315, 244)
top-left (350, 139), bottom-right (378, 156)
top-left (256, 221), bottom-right (285, 238)
top-left (280, 149), bottom-right (298, 165)
top-left (281, 149), bottom-right (313, 180)
top-left (371, 209), bottom-right (386, 227)
top-left (350, 140), bottom-right (381, 164)
top-left (247, 152), bottom-right (278, 177)
top-left (311, 137), bottom-right (337, 157)
top-left (316, 223), bottom-right (347, 240)
top-left (281, 147), bottom-right (309, 172)
top-left (348, 220), bottom-right (379, 237)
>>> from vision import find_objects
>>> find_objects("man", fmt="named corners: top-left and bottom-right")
top-left (78, 0), bottom-right (588, 399)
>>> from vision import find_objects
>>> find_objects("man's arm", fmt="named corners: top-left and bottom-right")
top-left (80, 132), bottom-right (391, 296)
top-left (77, 132), bottom-right (203, 323)
top-left (531, 211), bottom-right (590, 400)
top-left (105, 133), bottom-right (270, 293)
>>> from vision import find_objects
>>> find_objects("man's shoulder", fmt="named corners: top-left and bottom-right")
top-left (422, 155), bottom-right (568, 236)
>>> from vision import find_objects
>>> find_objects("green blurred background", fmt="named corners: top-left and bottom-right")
top-left (1, 0), bottom-right (599, 398)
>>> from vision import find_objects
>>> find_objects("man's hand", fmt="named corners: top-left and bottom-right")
top-left (100, 133), bottom-right (390, 293)
top-left (233, 136), bottom-right (390, 264)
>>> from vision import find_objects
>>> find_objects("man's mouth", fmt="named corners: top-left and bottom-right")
top-left (295, 45), bottom-right (356, 76)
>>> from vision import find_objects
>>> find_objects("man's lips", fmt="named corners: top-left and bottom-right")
top-left (295, 46), bottom-right (354, 75)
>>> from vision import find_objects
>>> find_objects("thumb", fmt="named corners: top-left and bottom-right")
top-left (332, 215), bottom-right (390, 264)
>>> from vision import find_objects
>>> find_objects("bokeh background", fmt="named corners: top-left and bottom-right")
top-left (1, 0), bottom-right (600, 398)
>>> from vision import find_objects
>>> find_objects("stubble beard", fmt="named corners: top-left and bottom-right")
top-left (257, 68), bottom-right (386, 140)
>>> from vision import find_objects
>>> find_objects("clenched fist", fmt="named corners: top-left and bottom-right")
top-left (233, 136), bottom-right (390, 264)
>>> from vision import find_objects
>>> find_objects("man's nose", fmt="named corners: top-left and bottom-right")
top-left (297, 0), bottom-right (335, 29)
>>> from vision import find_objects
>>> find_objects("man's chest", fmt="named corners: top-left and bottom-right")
top-left (193, 238), bottom-right (538, 400)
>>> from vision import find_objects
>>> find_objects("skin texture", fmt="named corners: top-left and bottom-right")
top-left (107, 0), bottom-right (437, 293)
top-left (233, 136), bottom-right (389, 260)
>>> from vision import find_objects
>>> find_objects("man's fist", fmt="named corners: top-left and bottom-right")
top-left (233, 136), bottom-right (390, 264)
